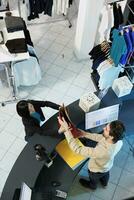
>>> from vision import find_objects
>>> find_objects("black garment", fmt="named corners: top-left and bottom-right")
top-left (21, 100), bottom-right (60, 140)
top-left (69, 0), bottom-right (73, 6)
top-left (43, 0), bottom-right (53, 16)
top-left (28, 0), bottom-right (53, 20)
top-left (23, 20), bottom-right (34, 47)
top-left (28, 0), bottom-right (39, 20)
top-left (5, 16), bottom-right (25, 32)
top-left (127, 1), bottom-right (134, 24)
top-left (110, 3), bottom-right (124, 41)
top-left (113, 2), bottom-right (120, 29)
top-left (88, 170), bottom-right (110, 189)
top-left (92, 56), bottom-right (108, 70)
top-left (5, 38), bottom-right (27, 53)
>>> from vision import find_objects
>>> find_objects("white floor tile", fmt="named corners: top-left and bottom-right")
top-left (42, 50), bottom-right (58, 63)
top-left (66, 61), bottom-right (84, 73)
top-left (0, 130), bottom-right (16, 150)
top-left (47, 42), bottom-right (65, 54)
top-left (39, 74), bottom-right (58, 88)
top-left (37, 38), bottom-right (53, 50)
top-left (0, 169), bottom-right (8, 195)
top-left (46, 64), bottom-right (64, 77)
top-left (3, 117), bottom-right (23, 135)
top-left (53, 56), bottom-right (70, 67)
top-left (118, 170), bottom-right (134, 193)
top-left (43, 31), bottom-right (59, 41)
top-left (30, 85), bottom-right (51, 99)
top-left (60, 69), bottom-right (77, 83)
top-left (9, 138), bottom-right (26, 156)
top-left (66, 85), bottom-right (85, 99)
top-left (55, 35), bottom-right (70, 45)
top-left (0, 151), bottom-right (18, 173)
top-left (72, 75), bottom-right (90, 89)
top-left (0, 148), bottom-right (6, 161)
top-left (0, 112), bottom-right (12, 132)
top-left (52, 80), bottom-right (71, 94)
top-left (94, 182), bottom-right (116, 200)
top-left (113, 185), bottom-right (134, 200)
top-left (49, 24), bottom-right (65, 33)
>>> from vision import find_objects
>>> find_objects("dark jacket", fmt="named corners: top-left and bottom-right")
top-left (22, 100), bottom-right (60, 140)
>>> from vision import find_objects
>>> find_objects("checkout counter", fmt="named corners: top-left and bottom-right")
top-left (1, 88), bottom-right (134, 200)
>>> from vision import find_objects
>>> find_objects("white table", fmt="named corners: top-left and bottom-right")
top-left (0, 10), bottom-right (29, 106)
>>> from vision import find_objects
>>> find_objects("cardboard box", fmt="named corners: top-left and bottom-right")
top-left (112, 76), bottom-right (133, 97)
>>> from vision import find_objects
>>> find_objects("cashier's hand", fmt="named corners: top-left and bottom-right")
top-left (58, 117), bottom-right (71, 132)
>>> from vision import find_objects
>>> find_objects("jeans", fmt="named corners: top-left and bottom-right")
top-left (88, 170), bottom-right (110, 189)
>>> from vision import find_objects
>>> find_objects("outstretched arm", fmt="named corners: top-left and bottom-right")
top-left (30, 100), bottom-right (60, 110)
top-left (58, 117), bottom-right (104, 158)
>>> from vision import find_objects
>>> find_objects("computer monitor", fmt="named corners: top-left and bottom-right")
top-left (85, 104), bottom-right (119, 130)
top-left (19, 182), bottom-right (32, 200)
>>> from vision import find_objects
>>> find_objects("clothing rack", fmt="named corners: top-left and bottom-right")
top-left (106, 0), bottom-right (125, 5)
top-left (126, 2), bottom-right (134, 16)
top-left (122, 23), bottom-right (134, 28)
top-left (24, 0), bottom-right (78, 28)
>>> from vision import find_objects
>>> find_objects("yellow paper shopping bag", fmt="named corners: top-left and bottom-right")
top-left (56, 139), bottom-right (86, 170)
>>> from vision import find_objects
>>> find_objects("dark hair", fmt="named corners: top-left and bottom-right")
top-left (109, 120), bottom-right (125, 143)
top-left (16, 100), bottom-right (29, 118)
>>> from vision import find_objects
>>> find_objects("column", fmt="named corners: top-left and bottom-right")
top-left (74, 0), bottom-right (105, 60)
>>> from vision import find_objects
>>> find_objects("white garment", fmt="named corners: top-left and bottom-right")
top-left (95, 4), bottom-right (113, 44)
top-left (99, 64), bottom-right (122, 90)
top-left (53, 0), bottom-right (69, 15)
top-left (104, 4), bottom-right (114, 41)
top-left (97, 60), bottom-right (109, 75)
top-left (97, 60), bottom-right (113, 76)
top-left (12, 56), bottom-right (41, 87)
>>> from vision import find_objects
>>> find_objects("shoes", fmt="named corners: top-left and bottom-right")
top-left (99, 179), bottom-right (108, 188)
top-left (79, 178), bottom-right (96, 190)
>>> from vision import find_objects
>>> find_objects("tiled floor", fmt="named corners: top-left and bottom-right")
top-left (0, 10), bottom-right (134, 200)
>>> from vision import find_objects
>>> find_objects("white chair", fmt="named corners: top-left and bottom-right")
top-left (12, 56), bottom-right (42, 87)
top-left (0, 63), bottom-right (10, 88)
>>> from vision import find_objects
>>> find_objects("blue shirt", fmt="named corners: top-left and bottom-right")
top-left (110, 29), bottom-right (127, 66)
top-left (119, 29), bottom-right (133, 65)
top-left (30, 112), bottom-right (41, 123)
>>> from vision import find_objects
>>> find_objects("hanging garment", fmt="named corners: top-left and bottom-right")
top-left (53, 0), bottom-right (69, 15)
top-left (44, 0), bottom-right (53, 16)
top-left (109, 3), bottom-right (124, 41)
top-left (119, 29), bottom-right (133, 65)
top-left (99, 64), bottom-right (122, 90)
top-left (130, 28), bottom-right (134, 50)
top-left (96, 4), bottom-right (113, 44)
top-left (104, 4), bottom-right (114, 41)
top-left (127, 28), bottom-right (134, 64)
top-left (97, 60), bottom-right (112, 75)
top-left (110, 29), bottom-right (127, 66)
top-left (12, 56), bottom-right (41, 87)
top-left (113, 2), bottom-right (123, 29)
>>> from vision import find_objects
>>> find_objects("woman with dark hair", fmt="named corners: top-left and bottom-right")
top-left (16, 100), bottom-right (60, 141)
